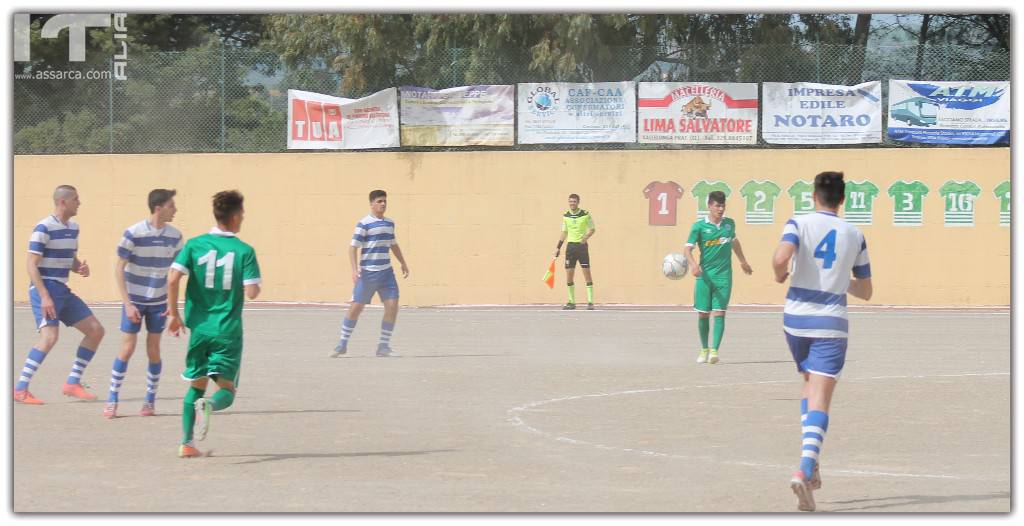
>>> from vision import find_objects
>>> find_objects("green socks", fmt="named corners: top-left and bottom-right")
top-left (586, 283), bottom-right (594, 304)
top-left (711, 315), bottom-right (726, 350)
top-left (567, 283), bottom-right (576, 304)
top-left (698, 317), bottom-right (710, 349)
top-left (209, 388), bottom-right (235, 411)
top-left (182, 386), bottom-right (205, 443)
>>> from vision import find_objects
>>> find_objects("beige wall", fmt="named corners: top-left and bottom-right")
top-left (13, 148), bottom-right (1010, 306)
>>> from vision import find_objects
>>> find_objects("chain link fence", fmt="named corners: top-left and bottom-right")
top-left (13, 43), bottom-right (1010, 154)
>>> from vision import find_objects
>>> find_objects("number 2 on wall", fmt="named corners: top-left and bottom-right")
top-left (813, 229), bottom-right (837, 269)
top-left (197, 250), bottom-right (235, 290)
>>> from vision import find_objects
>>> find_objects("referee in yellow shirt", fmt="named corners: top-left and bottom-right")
top-left (554, 193), bottom-right (596, 310)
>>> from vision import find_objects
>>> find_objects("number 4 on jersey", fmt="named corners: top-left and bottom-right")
top-left (813, 229), bottom-right (837, 269)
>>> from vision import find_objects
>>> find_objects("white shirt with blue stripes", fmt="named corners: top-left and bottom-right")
top-left (28, 215), bottom-right (79, 285)
top-left (780, 211), bottom-right (871, 339)
top-left (117, 220), bottom-right (183, 305)
top-left (350, 214), bottom-right (396, 272)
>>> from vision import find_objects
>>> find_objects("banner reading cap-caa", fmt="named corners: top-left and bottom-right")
top-left (638, 83), bottom-right (758, 144)
top-left (762, 81), bottom-right (882, 144)
top-left (888, 80), bottom-right (1010, 144)
top-left (287, 88), bottom-right (400, 150)
top-left (518, 82), bottom-right (636, 144)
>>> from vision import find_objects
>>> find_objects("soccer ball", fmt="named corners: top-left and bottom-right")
top-left (662, 253), bottom-right (688, 280)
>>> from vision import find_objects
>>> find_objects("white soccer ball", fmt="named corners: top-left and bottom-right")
top-left (662, 253), bottom-right (688, 280)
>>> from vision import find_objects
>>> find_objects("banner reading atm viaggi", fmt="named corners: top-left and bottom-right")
top-left (638, 83), bottom-right (758, 144)
top-left (762, 81), bottom-right (881, 144)
top-left (888, 80), bottom-right (1010, 145)
top-left (400, 85), bottom-right (514, 146)
top-left (287, 88), bottom-right (399, 149)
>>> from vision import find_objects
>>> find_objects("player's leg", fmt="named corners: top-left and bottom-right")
top-left (334, 274), bottom-right (371, 356)
top-left (579, 245), bottom-right (594, 310)
top-left (63, 310), bottom-right (104, 400)
top-left (179, 332), bottom-right (210, 457)
top-left (106, 304), bottom-right (143, 417)
top-left (564, 252), bottom-right (577, 309)
top-left (193, 339), bottom-right (243, 443)
top-left (15, 283), bottom-right (65, 404)
top-left (707, 280), bottom-right (732, 364)
top-left (140, 304), bottom-right (166, 416)
top-left (693, 278), bottom-right (712, 363)
top-left (377, 299), bottom-right (399, 357)
top-left (784, 335), bottom-right (816, 511)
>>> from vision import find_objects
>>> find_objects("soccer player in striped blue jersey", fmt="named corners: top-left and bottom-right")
top-left (332, 190), bottom-right (410, 358)
top-left (772, 171), bottom-right (873, 512)
top-left (15, 185), bottom-right (106, 405)
top-left (104, 189), bottom-right (183, 419)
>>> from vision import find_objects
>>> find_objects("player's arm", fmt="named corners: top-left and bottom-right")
top-left (242, 248), bottom-right (262, 300)
top-left (848, 235), bottom-right (872, 301)
top-left (114, 257), bottom-right (141, 323)
top-left (165, 268), bottom-right (186, 336)
top-left (684, 223), bottom-right (702, 277)
top-left (71, 256), bottom-right (89, 277)
top-left (772, 242), bottom-right (796, 283)
top-left (848, 278), bottom-right (872, 301)
top-left (391, 243), bottom-right (410, 278)
top-left (245, 283), bottom-right (261, 299)
top-left (349, 245), bottom-right (360, 284)
top-left (581, 217), bottom-right (595, 244)
top-left (26, 252), bottom-right (56, 320)
top-left (555, 226), bottom-right (567, 257)
top-left (732, 238), bottom-right (753, 275)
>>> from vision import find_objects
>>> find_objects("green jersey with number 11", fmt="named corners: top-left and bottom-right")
top-left (172, 228), bottom-right (261, 338)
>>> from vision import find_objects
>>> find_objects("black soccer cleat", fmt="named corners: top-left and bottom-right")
top-left (563, 303), bottom-right (576, 310)
top-left (586, 303), bottom-right (594, 310)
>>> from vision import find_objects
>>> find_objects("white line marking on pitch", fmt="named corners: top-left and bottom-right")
top-left (507, 372), bottom-right (1010, 481)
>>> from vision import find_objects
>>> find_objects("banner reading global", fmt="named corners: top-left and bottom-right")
top-left (762, 81), bottom-right (882, 144)
top-left (517, 82), bottom-right (636, 144)
top-left (287, 88), bottom-right (399, 150)
top-left (637, 83), bottom-right (758, 144)
top-left (888, 80), bottom-right (1010, 144)
top-left (400, 85), bottom-right (515, 146)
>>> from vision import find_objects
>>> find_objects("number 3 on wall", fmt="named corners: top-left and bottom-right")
top-left (813, 229), bottom-right (837, 269)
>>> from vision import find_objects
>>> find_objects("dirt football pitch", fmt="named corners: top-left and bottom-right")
top-left (11, 304), bottom-right (1010, 512)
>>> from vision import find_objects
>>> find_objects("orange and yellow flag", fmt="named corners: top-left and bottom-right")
top-left (542, 259), bottom-right (556, 289)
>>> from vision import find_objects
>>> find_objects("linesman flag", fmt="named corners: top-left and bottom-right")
top-left (542, 258), bottom-right (556, 289)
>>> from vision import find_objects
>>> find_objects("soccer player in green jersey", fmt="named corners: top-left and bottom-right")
top-left (683, 191), bottom-right (753, 364)
top-left (166, 190), bottom-right (261, 458)
top-left (554, 193), bottom-right (596, 310)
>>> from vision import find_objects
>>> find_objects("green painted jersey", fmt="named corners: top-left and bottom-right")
top-left (691, 180), bottom-right (732, 219)
top-left (887, 180), bottom-right (929, 226)
top-left (561, 209), bottom-right (594, 243)
top-left (686, 217), bottom-right (736, 278)
top-left (939, 180), bottom-right (981, 227)
top-left (739, 180), bottom-right (782, 224)
top-left (787, 180), bottom-right (815, 215)
top-left (994, 180), bottom-right (1010, 225)
top-left (173, 230), bottom-right (261, 337)
top-left (844, 180), bottom-right (879, 225)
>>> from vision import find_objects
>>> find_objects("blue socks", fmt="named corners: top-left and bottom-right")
top-left (67, 346), bottom-right (96, 385)
top-left (108, 358), bottom-right (128, 403)
top-left (338, 317), bottom-right (357, 349)
top-left (145, 361), bottom-right (162, 404)
top-left (378, 321), bottom-right (395, 350)
top-left (800, 409), bottom-right (829, 479)
top-left (16, 348), bottom-right (47, 391)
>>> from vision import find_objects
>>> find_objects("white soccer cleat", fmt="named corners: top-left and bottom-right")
top-left (696, 349), bottom-right (709, 363)
top-left (790, 471), bottom-right (816, 512)
top-left (194, 398), bottom-right (211, 441)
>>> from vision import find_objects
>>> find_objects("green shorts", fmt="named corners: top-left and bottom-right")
top-left (182, 331), bottom-right (243, 386)
top-left (694, 274), bottom-right (732, 312)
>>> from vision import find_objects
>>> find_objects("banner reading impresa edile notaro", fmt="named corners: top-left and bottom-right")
top-left (287, 88), bottom-right (399, 149)
top-left (517, 82), bottom-right (636, 144)
top-left (400, 85), bottom-right (514, 146)
top-left (888, 80), bottom-right (1010, 145)
top-left (762, 82), bottom-right (882, 144)
top-left (637, 83), bottom-right (758, 144)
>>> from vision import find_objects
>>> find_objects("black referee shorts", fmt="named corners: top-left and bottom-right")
top-left (565, 242), bottom-right (590, 269)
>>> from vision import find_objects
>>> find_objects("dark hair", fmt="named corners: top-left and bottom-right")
top-left (212, 190), bottom-right (244, 224)
top-left (148, 189), bottom-right (176, 213)
top-left (814, 171), bottom-right (846, 208)
top-left (568, 193), bottom-right (580, 201)
top-left (369, 189), bottom-right (387, 202)
top-left (707, 191), bottom-right (726, 205)
top-left (53, 185), bottom-right (77, 202)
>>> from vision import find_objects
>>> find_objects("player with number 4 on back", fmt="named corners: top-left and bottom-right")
top-left (772, 171), bottom-right (872, 512)
top-left (166, 190), bottom-right (262, 458)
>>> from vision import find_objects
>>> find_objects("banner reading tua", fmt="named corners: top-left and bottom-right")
top-left (638, 83), bottom-right (758, 144)
top-left (400, 85), bottom-right (514, 146)
top-left (888, 80), bottom-right (1010, 144)
top-left (287, 88), bottom-right (399, 149)
top-left (762, 81), bottom-right (882, 144)
top-left (518, 82), bottom-right (635, 144)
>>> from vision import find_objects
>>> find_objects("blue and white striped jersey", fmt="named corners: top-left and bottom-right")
top-left (117, 220), bottom-right (183, 305)
top-left (27, 215), bottom-right (79, 284)
top-left (780, 211), bottom-right (871, 338)
top-left (350, 214), bottom-right (395, 272)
